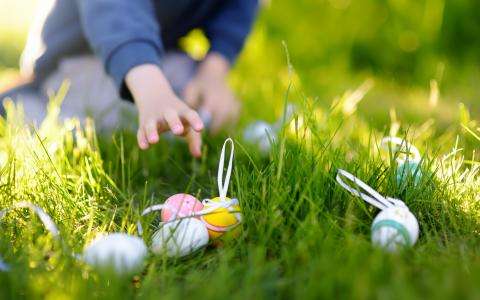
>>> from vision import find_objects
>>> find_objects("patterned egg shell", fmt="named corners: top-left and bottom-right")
top-left (161, 193), bottom-right (204, 222)
top-left (201, 197), bottom-right (242, 239)
top-left (371, 206), bottom-right (419, 252)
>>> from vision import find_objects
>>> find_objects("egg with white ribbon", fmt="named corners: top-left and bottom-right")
top-left (336, 169), bottom-right (419, 252)
top-left (200, 197), bottom-right (242, 238)
top-left (202, 138), bottom-right (242, 238)
top-left (371, 200), bottom-right (419, 252)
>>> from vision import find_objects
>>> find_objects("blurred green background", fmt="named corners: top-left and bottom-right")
top-left (0, 0), bottom-right (479, 129)
top-left (235, 0), bottom-right (480, 131)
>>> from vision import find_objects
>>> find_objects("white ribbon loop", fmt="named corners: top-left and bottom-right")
top-left (140, 204), bottom-right (165, 217)
top-left (136, 204), bottom-right (165, 236)
top-left (380, 137), bottom-right (421, 164)
top-left (217, 138), bottom-right (234, 201)
top-left (336, 169), bottom-right (404, 210)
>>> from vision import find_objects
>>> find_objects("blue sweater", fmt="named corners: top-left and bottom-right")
top-left (34, 0), bottom-right (258, 100)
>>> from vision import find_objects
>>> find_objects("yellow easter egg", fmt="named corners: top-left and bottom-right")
top-left (201, 197), bottom-right (242, 239)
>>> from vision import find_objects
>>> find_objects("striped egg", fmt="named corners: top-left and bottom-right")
top-left (371, 206), bottom-right (419, 252)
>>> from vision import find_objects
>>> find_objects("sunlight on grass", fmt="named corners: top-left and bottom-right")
top-left (1, 0), bottom-right (480, 298)
top-left (0, 82), bottom-right (127, 253)
top-left (1, 78), bottom-right (480, 298)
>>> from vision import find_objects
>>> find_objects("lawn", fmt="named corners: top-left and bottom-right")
top-left (1, 1), bottom-right (480, 299)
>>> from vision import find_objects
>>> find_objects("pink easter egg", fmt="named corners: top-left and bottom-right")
top-left (161, 193), bottom-right (204, 222)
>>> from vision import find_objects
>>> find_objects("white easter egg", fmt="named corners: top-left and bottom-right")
top-left (83, 233), bottom-right (147, 274)
top-left (243, 121), bottom-right (276, 153)
top-left (151, 218), bottom-right (209, 257)
top-left (371, 206), bottom-right (419, 252)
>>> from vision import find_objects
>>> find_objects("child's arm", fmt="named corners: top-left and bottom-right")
top-left (75, 0), bottom-right (203, 155)
top-left (204, 0), bottom-right (259, 64)
top-left (185, 0), bottom-right (259, 133)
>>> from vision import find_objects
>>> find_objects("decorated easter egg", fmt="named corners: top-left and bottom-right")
top-left (396, 160), bottom-right (422, 186)
top-left (161, 193), bottom-right (204, 222)
top-left (200, 197), bottom-right (242, 239)
top-left (371, 206), bottom-right (419, 252)
top-left (151, 218), bottom-right (209, 257)
top-left (243, 121), bottom-right (276, 153)
top-left (83, 233), bottom-right (147, 274)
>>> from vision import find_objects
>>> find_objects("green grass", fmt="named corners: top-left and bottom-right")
top-left (1, 77), bottom-right (480, 299)
top-left (2, 0), bottom-right (480, 299)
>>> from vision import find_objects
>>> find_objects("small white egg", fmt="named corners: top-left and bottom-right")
top-left (83, 233), bottom-right (147, 274)
top-left (371, 206), bottom-right (419, 252)
top-left (243, 121), bottom-right (276, 153)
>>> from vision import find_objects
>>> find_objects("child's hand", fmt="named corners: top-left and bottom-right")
top-left (126, 64), bottom-right (204, 157)
top-left (183, 53), bottom-right (240, 134)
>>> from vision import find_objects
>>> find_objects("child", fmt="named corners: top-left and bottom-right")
top-left (0, 0), bottom-right (259, 157)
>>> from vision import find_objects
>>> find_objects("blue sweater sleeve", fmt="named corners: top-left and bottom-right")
top-left (76, 0), bottom-right (163, 100)
top-left (204, 0), bottom-right (259, 64)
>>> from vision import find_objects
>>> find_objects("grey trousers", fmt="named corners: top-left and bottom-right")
top-left (0, 52), bottom-right (197, 130)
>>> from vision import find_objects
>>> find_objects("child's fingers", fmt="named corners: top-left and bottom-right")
top-left (181, 109), bottom-right (204, 132)
top-left (145, 120), bottom-right (159, 143)
top-left (186, 129), bottom-right (202, 158)
top-left (137, 129), bottom-right (149, 150)
top-left (164, 110), bottom-right (184, 135)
